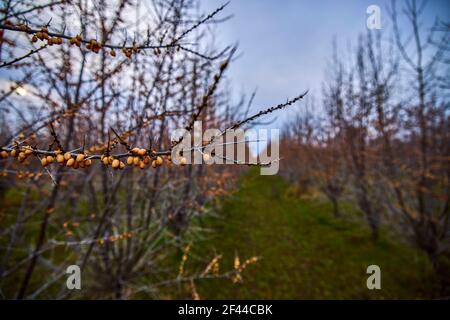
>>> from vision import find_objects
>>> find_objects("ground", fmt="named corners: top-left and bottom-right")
top-left (188, 169), bottom-right (435, 299)
top-left (0, 169), bottom-right (438, 299)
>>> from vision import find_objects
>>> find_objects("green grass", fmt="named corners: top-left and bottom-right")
top-left (1, 170), bottom-right (438, 299)
top-left (189, 169), bottom-right (435, 299)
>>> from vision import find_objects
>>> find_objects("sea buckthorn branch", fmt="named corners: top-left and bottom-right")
top-left (48, 227), bottom-right (144, 247)
top-left (0, 24), bottom-right (167, 51)
top-left (0, 43), bottom-right (48, 68)
top-left (48, 122), bottom-right (64, 152)
top-left (177, 44), bottom-right (232, 61)
top-left (171, 2), bottom-right (230, 46)
top-left (0, 143), bottom-right (171, 172)
top-left (110, 127), bottom-right (132, 152)
top-left (188, 92), bottom-right (308, 166)
top-left (138, 252), bottom-right (259, 292)
top-left (228, 91), bottom-right (309, 131)
top-left (0, 92), bottom-right (306, 170)
top-left (0, 2), bottom-right (230, 60)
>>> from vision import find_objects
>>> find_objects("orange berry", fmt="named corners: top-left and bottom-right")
top-left (112, 159), bottom-right (120, 169)
top-left (66, 158), bottom-right (75, 167)
top-left (76, 154), bottom-right (85, 162)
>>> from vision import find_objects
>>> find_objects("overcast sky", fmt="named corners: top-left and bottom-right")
top-left (201, 0), bottom-right (450, 129)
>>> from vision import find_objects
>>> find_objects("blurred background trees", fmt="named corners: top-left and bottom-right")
top-left (280, 0), bottom-right (449, 294)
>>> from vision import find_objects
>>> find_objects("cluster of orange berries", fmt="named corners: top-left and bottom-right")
top-left (202, 255), bottom-right (221, 276)
top-left (69, 34), bottom-right (82, 47)
top-left (4, 20), bottom-right (169, 59)
top-left (97, 231), bottom-right (135, 245)
top-left (63, 220), bottom-right (80, 237)
top-left (122, 47), bottom-right (139, 59)
top-left (86, 39), bottom-right (102, 53)
top-left (16, 171), bottom-right (43, 179)
top-left (63, 221), bottom-right (80, 229)
top-left (1, 145), bottom-right (189, 172)
top-left (6, 146), bottom-right (34, 162)
top-left (101, 154), bottom-right (125, 170)
top-left (42, 151), bottom-right (92, 169)
top-left (125, 148), bottom-right (166, 169)
top-left (0, 170), bottom-right (42, 179)
top-left (4, 20), bottom-right (29, 32)
top-left (31, 26), bottom-right (63, 45)
top-left (178, 243), bottom-right (192, 276)
top-left (232, 255), bottom-right (259, 283)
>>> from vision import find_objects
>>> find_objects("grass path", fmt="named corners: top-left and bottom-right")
top-left (192, 170), bottom-right (434, 299)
